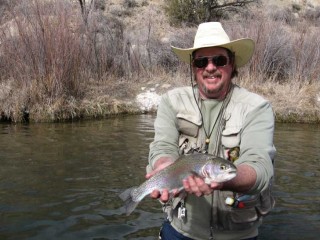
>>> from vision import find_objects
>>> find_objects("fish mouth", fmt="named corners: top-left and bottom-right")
top-left (228, 170), bottom-right (237, 178)
top-left (224, 167), bottom-right (237, 174)
top-left (223, 169), bottom-right (237, 181)
top-left (209, 171), bottom-right (237, 183)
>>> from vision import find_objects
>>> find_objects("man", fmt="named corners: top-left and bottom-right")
top-left (146, 22), bottom-right (276, 240)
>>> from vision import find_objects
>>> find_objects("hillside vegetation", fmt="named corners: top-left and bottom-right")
top-left (0, 0), bottom-right (320, 123)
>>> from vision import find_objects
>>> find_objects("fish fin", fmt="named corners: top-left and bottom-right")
top-left (119, 187), bottom-right (139, 216)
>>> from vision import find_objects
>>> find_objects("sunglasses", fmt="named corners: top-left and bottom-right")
top-left (193, 55), bottom-right (229, 68)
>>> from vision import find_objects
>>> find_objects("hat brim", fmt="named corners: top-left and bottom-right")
top-left (171, 38), bottom-right (255, 68)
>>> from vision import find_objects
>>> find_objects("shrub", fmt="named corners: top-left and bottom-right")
top-left (123, 0), bottom-right (138, 8)
top-left (303, 6), bottom-right (320, 24)
top-left (1, 0), bottom-right (84, 97)
top-left (164, 0), bottom-right (258, 26)
top-left (288, 23), bottom-right (320, 83)
top-left (94, 0), bottom-right (106, 11)
top-left (268, 6), bottom-right (296, 25)
top-left (292, 3), bottom-right (302, 12)
top-left (0, 0), bottom-right (131, 121)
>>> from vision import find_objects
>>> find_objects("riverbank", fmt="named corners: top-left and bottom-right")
top-left (133, 75), bottom-right (320, 124)
top-left (1, 0), bottom-right (320, 123)
top-left (1, 63), bottom-right (320, 123)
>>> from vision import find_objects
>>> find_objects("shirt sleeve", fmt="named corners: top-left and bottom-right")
top-left (236, 101), bottom-right (276, 194)
top-left (147, 93), bottom-right (180, 173)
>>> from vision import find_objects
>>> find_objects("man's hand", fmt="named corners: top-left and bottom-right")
top-left (146, 156), bottom-right (229, 201)
top-left (183, 175), bottom-right (223, 197)
top-left (182, 164), bottom-right (257, 196)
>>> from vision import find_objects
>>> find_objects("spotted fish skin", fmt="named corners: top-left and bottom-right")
top-left (119, 153), bottom-right (237, 215)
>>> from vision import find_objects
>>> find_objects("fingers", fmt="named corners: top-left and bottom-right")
top-left (150, 189), bottom-right (161, 199)
top-left (149, 176), bottom-right (223, 202)
top-left (145, 171), bottom-right (154, 179)
top-left (183, 175), bottom-right (217, 196)
top-left (149, 189), bottom-right (170, 202)
top-left (210, 181), bottom-right (223, 190)
top-left (183, 175), bottom-right (210, 196)
top-left (160, 189), bottom-right (170, 202)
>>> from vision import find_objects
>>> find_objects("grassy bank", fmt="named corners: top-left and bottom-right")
top-left (0, 0), bottom-right (320, 123)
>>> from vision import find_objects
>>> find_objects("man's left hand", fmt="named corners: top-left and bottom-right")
top-left (183, 175), bottom-right (223, 197)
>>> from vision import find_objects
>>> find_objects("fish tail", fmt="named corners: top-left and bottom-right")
top-left (119, 187), bottom-right (139, 216)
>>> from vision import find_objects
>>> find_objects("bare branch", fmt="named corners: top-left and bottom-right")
top-left (165, 0), bottom-right (258, 25)
top-left (208, 0), bottom-right (256, 10)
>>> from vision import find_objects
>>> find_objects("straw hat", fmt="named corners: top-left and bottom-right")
top-left (171, 22), bottom-right (255, 68)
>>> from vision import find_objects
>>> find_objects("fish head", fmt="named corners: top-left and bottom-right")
top-left (201, 158), bottom-right (237, 184)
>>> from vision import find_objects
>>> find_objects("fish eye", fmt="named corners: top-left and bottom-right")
top-left (220, 164), bottom-right (226, 170)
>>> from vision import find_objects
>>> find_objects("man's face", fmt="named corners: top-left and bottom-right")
top-left (193, 47), bottom-right (234, 100)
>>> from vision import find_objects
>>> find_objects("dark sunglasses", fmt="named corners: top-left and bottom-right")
top-left (193, 55), bottom-right (229, 68)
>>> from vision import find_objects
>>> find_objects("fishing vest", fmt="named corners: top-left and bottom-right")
top-left (163, 85), bottom-right (275, 239)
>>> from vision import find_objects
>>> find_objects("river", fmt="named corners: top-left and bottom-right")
top-left (0, 115), bottom-right (319, 239)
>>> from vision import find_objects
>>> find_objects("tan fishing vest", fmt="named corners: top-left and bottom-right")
top-left (163, 85), bottom-right (275, 238)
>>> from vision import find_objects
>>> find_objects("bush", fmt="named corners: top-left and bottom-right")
top-left (0, 0), bottom-right (133, 121)
top-left (292, 3), bottom-right (302, 12)
top-left (303, 6), bottom-right (320, 24)
top-left (164, 0), bottom-right (258, 26)
top-left (288, 23), bottom-right (320, 83)
top-left (1, 0), bottom-right (320, 122)
top-left (123, 0), bottom-right (138, 8)
top-left (94, 0), bottom-right (106, 11)
top-left (268, 6), bottom-right (296, 25)
top-left (229, 12), bottom-right (320, 84)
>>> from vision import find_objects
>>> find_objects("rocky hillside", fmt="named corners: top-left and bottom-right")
top-left (92, 0), bottom-right (320, 58)
top-left (0, 0), bottom-right (320, 122)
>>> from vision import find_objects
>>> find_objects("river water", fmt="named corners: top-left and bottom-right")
top-left (0, 115), bottom-right (319, 240)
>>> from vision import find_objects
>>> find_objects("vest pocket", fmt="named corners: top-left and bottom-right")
top-left (221, 127), bottom-right (241, 148)
top-left (227, 207), bottom-right (259, 231)
top-left (221, 127), bottom-right (241, 161)
top-left (177, 115), bottom-right (201, 155)
top-left (215, 185), bottom-right (274, 231)
top-left (230, 207), bottom-right (258, 223)
top-left (255, 183), bottom-right (275, 216)
top-left (177, 117), bottom-right (200, 137)
top-left (215, 191), bottom-right (260, 231)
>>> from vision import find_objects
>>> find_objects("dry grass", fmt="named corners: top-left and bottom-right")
top-left (239, 78), bottom-right (320, 123)
top-left (0, 0), bottom-right (320, 122)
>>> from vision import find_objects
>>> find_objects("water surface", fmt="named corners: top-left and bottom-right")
top-left (0, 116), bottom-right (319, 239)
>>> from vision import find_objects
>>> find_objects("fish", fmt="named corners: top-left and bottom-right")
top-left (119, 153), bottom-right (237, 216)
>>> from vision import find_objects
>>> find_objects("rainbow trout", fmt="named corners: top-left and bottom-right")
top-left (119, 153), bottom-right (237, 215)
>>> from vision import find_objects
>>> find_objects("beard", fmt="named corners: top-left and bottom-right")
top-left (199, 83), bottom-right (219, 96)
top-left (194, 70), bottom-right (231, 99)
top-left (197, 80), bottom-right (229, 100)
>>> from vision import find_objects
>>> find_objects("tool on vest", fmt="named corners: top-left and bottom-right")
top-left (225, 194), bottom-right (256, 208)
top-left (225, 196), bottom-right (245, 208)
top-left (178, 202), bottom-right (186, 220)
